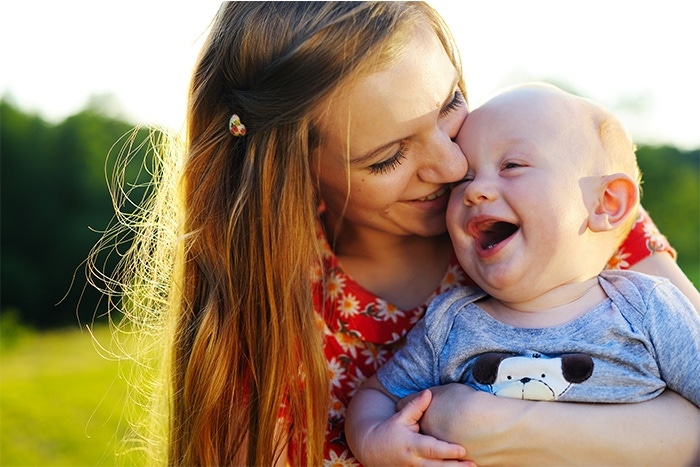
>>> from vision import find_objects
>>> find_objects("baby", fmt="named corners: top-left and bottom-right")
top-left (345, 82), bottom-right (700, 464)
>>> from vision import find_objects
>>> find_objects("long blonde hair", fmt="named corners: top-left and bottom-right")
top-left (93, 2), bottom-right (464, 465)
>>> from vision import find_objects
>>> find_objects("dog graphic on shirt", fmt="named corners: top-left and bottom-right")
top-left (470, 352), bottom-right (594, 401)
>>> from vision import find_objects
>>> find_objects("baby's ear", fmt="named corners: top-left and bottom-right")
top-left (587, 173), bottom-right (639, 232)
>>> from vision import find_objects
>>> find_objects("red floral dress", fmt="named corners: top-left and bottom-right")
top-left (310, 208), bottom-right (674, 466)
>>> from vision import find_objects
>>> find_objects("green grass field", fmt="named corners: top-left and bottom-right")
top-left (0, 324), bottom-right (139, 466)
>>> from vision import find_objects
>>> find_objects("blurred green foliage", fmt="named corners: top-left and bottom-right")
top-left (0, 99), bottom-right (698, 329)
top-left (636, 145), bottom-right (700, 286)
top-left (1, 100), bottom-right (153, 328)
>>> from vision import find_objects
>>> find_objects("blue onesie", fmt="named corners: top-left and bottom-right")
top-left (377, 270), bottom-right (700, 407)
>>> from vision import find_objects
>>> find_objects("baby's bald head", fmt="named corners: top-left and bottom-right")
top-left (472, 82), bottom-right (639, 182)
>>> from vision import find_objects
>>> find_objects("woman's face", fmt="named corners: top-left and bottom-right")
top-left (313, 27), bottom-right (468, 239)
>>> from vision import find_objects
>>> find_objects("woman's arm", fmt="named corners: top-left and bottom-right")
top-left (420, 384), bottom-right (700, 466)
top-left (629, 253), bottom-right (700, 312)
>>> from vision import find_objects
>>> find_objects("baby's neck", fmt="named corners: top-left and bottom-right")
top-left (479, 277), bottom-right (608, 328)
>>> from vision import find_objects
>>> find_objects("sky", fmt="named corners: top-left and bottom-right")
top-left (1, 1), bottom-right (698, 149)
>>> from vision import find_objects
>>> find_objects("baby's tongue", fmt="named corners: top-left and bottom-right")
top-left (479, 221), bottom-right (518, 250)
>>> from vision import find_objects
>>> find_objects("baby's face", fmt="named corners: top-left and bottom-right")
top-left (446, 85), bottom-right (602, 302)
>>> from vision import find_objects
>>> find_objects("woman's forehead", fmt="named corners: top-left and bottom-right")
top-left (314, 28), bottom-right (458, 157)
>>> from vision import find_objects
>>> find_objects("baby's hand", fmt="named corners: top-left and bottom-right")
top-left (357, 389), bottom-right (468, 466)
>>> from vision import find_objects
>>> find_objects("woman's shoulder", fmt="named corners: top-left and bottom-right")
top-left (609, 206), bottom-right (676, 270)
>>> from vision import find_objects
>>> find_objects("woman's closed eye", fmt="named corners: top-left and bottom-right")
top-left (368, 145), bottom-right (406, 175)
top-left (368, 90), bottom-right (464, 175)
top-left (440, 90), bottom-right (465, 117)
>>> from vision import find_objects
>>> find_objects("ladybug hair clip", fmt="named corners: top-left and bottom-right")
top-left (228, 113), bottom-right (247, 137)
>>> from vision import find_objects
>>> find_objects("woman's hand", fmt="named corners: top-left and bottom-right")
top-left (413, 384), bottom-right (521, 465)
top-left (420, 384), bottom-right (700, 466)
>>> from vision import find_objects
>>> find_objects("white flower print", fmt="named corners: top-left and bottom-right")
top-left (324, 449), bottom-right (360, 467)
top-left (327, 357), bottom-right (346, 389)
top-left (326, 270), bottom-right (346, 301)
top-left (328, 395), bottom-right (345, 420)
top-left (338, 293), bottom-right (360, 319)
top-left (409, 309), bottom-right (424, 326)
top-left (360, 343), bottom-right (389, 367)
top-left (311, 261), bottom-right (324, 284)
top-left (606, 249), bottom-right (631, 270)
top-left (335, 331), bottom-right (360, 359)
top-left (643, 222), bottom-right (668, 253)
top-left (374, 298), bottom-right (405, 323)
top-left (439, 262), bottom-right (467, 293)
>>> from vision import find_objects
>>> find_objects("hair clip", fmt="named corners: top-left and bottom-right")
top-left (229, 113), bottom-right (247, 137)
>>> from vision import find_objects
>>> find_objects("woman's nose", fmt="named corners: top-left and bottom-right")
top-left (418, 124), bottom-right (468, 183)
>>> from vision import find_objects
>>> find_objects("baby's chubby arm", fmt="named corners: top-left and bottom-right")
top-left (345, 375), bottom-right (469, 466)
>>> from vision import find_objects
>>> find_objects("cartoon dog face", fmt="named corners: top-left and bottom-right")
top-left (471, 352), bottom-right (594, 401)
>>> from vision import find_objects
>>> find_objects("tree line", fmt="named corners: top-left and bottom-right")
top-left (1, 99), bottom-right (698, 329)
top-left (1, 99), bottom-right (153, 328)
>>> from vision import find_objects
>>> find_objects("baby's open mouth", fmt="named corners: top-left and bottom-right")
top-left (474, 221), bottom-right (519, 250)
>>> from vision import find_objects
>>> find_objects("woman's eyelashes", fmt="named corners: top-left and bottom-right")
top-left (367, 91), bottom-right (463, 176)
top-left (439, 90), bottom-right (465, 117)
top-left (368, 145), bottom-right (406, 175)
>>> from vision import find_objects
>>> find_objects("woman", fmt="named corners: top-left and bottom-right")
top-left (103, 2), bottom-right (700, 465)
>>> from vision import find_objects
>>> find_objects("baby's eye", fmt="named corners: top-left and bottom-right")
top-left (502, 161), bottom-right (523, 170)
top-left (454, 173), bottom-right (474, 186)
